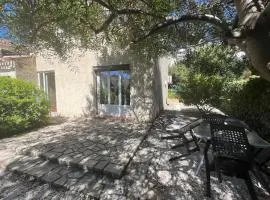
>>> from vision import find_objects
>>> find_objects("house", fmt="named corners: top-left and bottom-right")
top-left (0, 39), bottom-right (36, 82)
top-left (36, 46), bottom-right (169, 121)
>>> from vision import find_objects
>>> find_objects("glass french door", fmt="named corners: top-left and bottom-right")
top-left (97, 70), bottom-right (130, 116)
top-left (38, 71), bottom-right (57, 112)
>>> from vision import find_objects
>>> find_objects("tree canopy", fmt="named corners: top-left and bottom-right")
top-left (1, 1), bottom-right (270, 80)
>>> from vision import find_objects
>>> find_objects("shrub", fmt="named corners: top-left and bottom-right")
top-left (172, 44), bottom-right (248, 112)
top-left (223, 77), bottom-right (270, 140)
top-left (183, 44), bottom-right (247, 77)
top-left (0, 77), bottom-right (49, 138)
top-left (220, 79), bottom-right (248, 112)
top-left (178, 74), bottom-right (225, 112)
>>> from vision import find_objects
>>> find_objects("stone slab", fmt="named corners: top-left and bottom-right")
top-left (93, 161), bottom-right (109, 173)
top-left (104, 164), bottom-right (124, 179)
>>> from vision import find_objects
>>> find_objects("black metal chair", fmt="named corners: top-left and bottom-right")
top-left (255, 148), bottom-right (270, 176)
top-left (202, 113), bottom-right (227, 125)
top-left (161, 113), bottom-right (227, 162)
top-left (161, 118), bottom-right (202, 162)
top-left (205, 124), bottom-right (258, 199)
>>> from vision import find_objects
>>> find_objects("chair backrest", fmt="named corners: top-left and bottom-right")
top-left (210, 124), bottom-right (252, 162)
top-left (203, 113), bottom-right (227, 125)
top-left (178, 118), bottom-right (203, 133)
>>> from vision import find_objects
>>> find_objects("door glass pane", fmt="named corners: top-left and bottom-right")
top-left (38, 72), bottom-right (57, 112)
top-left (100, 71), bottom-right (109, 104)
top-left (98, 70), bottom-right (130, 105)
top-left (39, 73), bottom-right (44, 90)
top-left (46, 72), bottom-right (57, 111)
top-left (109, 71), bottom-right (119, 105)
top-left (120, 71), bottom-right (130, 105)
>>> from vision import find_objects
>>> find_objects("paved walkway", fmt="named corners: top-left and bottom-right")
top-left (0, 117), bottom-right (149, 178)
top-left (1, 107), bottom-right (270, 199)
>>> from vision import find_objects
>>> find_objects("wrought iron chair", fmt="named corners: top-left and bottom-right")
top-left (161, 118), bottom-right (202, 161)
top-left (202, 113), bottom-right (227, 125)
top-left (161, 113), bottom-right (227, 162)
top-left (205, 124), bottom-right (258, 199)
top-left (255, 147), bottom-right (270, 176)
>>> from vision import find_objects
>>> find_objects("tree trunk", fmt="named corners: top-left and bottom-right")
top-left (234, 0), bottom-right (270, 82)
top-left (245, 35), bottom-right (270, 81)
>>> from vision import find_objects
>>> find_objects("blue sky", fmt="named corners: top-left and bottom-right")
top-left (0, 26), bottom-right (9, 38)
top-left (0, 3), bottom-right (14, 39)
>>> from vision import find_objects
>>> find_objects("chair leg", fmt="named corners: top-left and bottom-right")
top-left (251, 165), bottom-right (270, 194)
top-left (191, 129), bottom-right (200, 152)
top-left (244, 172), bottom-right (258, 200)
top-left (195, 155), bottom-right (204, 175)
top-left (205, 161), bottom-right (211, 197)
top-left (214, 160), bottom-right (222, 183)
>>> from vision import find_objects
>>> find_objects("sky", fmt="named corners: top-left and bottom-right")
top-left (0, 3), bottom-right (13, 39)
top-left (0, 26), bottom-right (9, 38)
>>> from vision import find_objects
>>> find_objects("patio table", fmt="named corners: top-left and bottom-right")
top-left (193, 119), bottom-right (270, 175)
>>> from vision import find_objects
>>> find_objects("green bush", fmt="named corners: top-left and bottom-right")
top-left (171, 44), bottom-right (248, 112)
top-left (223, 77), bottom-right (270, 140)
top-left (0, 77), bottom-right (49, 137)
top-left (183, 44), bottom-right (247, 77)
top-left (220, 79), bottom-right (248, 112)
top-left (178, 74), bottom-right (225, 112)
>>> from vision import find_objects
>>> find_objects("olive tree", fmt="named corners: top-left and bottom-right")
top-left (0, 1), bottom-right (269, 81)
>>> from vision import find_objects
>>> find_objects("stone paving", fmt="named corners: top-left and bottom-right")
top-left (1, 107), bottom-right (270, 199)
top-left (0, 117), bottom-right (150, 179)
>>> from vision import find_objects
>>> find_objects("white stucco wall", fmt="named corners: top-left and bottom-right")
top-left (36, 50), bottom-right (97, 117)
top-left (36, 48), bottom-right (168, 121)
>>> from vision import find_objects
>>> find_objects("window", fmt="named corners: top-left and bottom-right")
top-left (98, 70), bottom-right (130, 106)
top-left (38, 71), bottom-right (57, 112)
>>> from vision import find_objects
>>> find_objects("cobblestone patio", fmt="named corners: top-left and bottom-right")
top-left (1, 107), bottom-right (270, 199)
top-left (0, 117), bottom-right (150, 179)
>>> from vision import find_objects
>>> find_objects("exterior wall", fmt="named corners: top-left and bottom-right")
top-left (96, 46), bottom-right (156, 122)
top-left (0, 57), bottom-right (37, 81)
top-left (150, 57), bottom-right (169, 119)
top-left (15, 57), bottom-right (37, 84)
top-left (0, 39), bottom-right (36, 81)
top-left (158, 57), bottom-right (169, 109)
top-left (36, 47), bottom-right (167, 121)
top-left (36, 50), bottom-right (97, 117)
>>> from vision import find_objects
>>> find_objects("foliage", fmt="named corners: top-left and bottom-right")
top-left (168, 88), bottom-right (178, 99)
top-left (183, 44), bottom-right (247, 77)
top-left (220, 78), bottom-right (248, 111)
top-left (0, 77), bottom-right (49, 137)
top-left (222, 77), bottom-right (270, 140)
top-left (0, 0), bottom-right (235, 58)
top-left (179, 73), bottom-right (225, 112)
top-left (169, 62), bottom-right (189, 85)
top-left (173, 44), bottom-right (247, 112)
top-left (1, 1), bottom-right (270, 81)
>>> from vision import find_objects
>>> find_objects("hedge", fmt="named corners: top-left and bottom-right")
top-left (0, 77), bottom-right (49, 138)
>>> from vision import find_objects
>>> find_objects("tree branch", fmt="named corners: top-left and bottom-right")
top-left (116, 8), bottom-right (164, 18)
top-left (93, 13), bottom-right (116, 34)
top-left (93, 9), bottom-right (163, 34)
top-left (91, 0), bottom-right (111, 10)
top-left (134, 14), bottom-right (230, 42)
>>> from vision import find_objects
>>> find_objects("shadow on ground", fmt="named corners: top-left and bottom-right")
top-left (0, 108), bottom-right (270, 199)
